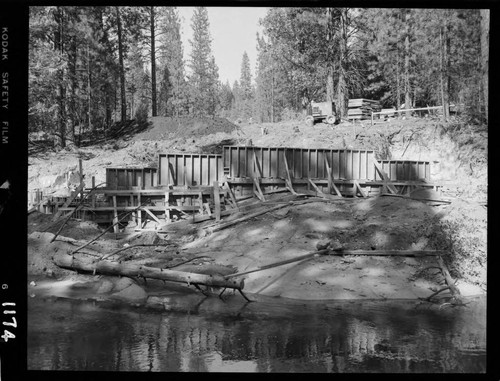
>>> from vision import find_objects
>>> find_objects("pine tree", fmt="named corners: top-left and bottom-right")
top-left (188, 7), bottom-right (219, 117)
top-left (157, 7), bottom-right (188, 117)
top-left (237, 51), bottom-right (254, 120)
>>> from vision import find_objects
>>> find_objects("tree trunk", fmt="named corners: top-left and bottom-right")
top-left (53, 254), bottom-right (245, 290)
top-left (150, 7), bottom-right (158, 117)
top-left (87, 43), bottom-right (92, 132)
top-left (439, 23), bottom-right (450, 120)
top-left (404, 9), bottom-right (411, 118)
top-left (54, 7), bottom-right (66, 149)
top-left (336, 9), bottom-right (349, 119)
top-left (66, 35), bottom-right (77, 148)
top-left (271, 63), bottom-right (275, 123)
top-left (480, 9), bottom-right (489, 123)
top-left (396, 52), bottom-right (401, 110)
top-left (115, 7), bottom-right (127, 122)
top-left (326, 8), bottom-right (335, 106)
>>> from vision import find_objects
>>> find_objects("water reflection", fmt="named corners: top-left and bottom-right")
top-left (28, 296), bottom-right (486, 373)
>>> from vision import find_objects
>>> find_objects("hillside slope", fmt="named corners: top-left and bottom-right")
top-left (27, 115), bottom-right (487, 291)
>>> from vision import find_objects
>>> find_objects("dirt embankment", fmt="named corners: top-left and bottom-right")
top-left (27, 115), bottom-right (487, 304)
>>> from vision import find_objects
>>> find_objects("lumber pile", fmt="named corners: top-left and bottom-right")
top-left (348, 99), bottom-right (381, 120)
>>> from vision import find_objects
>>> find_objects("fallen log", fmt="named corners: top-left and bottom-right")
top-left (225, 249), bottom-right (329, 279)
top-left (380, 193), bottom-right (451, 204)
top-left (53, 254), bottom-right (245, 290)
top-left (328, 249), bottom-right (446, 256)
top-left (225, 249), bottom-right (445, 280)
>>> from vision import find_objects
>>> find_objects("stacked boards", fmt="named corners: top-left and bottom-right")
top-left (348, 99), bottom-right (381, 120)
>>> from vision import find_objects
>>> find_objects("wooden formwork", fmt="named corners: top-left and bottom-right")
top-left (158, 153), bottom-right (223, 187)
top-left (222, 146), bottom-right (376, 180)
top-left (105, 167), bottom-right (157, 189)
top-left (32, 148), bottom-right (439, 228)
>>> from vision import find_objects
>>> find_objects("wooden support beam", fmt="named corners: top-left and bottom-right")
top-left (51, 183), bottom-right (85, 221)
top-left (198, 191), bottom-right (204, 215)
top-left (283, 152), bottom-right (295, 187)
top-left (283, 154), bottom-right (298, 196)
top-left (323, 157), bottom-right (342, 197)
top-left (209, 203), bottom-right (289, 233)
top-left (91, 176), bottom-right (96, 208)
top-left (353, 180), bottom-right (367, 198)
top-left (253, 177), bottom-right (266, 201)
top-left (307, 178), bottom-right (327, 198)
top-left (142, 207), bottom-right (161, 225)
top-left (285, 178), bottom-right (298, 195)
top-left (373, 160), bottom-right (398, 194)
top-left (112, 195), bottom-right (119, 233)
top-left (324, 157), bottom-right (333, 194)
top-left (223, 181), bottom-right (239, 210)
top-left (213, 181), bottom-right (221, 222)
top-left (203, 203), bottom-right (212, 216)
top-left (380, 193), bottom-right (451, 204)
top-left (253, 152), bottom-right (263, 178)
top-left (79, 158), bottom-right (83, 186)
top-left (164, 191), bottom-right (170, 223)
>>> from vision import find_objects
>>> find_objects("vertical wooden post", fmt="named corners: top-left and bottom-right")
top-left (213, 181), bottom-right (221, 222)
top-left (166, 159), bottom-right (170, 186)
top-left (184, 165), bottom-right (187, 188)
top-left (371, 111), bottom-right (374, 126)
top-left (79, 158), bottom-right (83, 186)
top-left (112, 195), bottom-right (119, 233)
top-left (138, 192), bottom-right (142, 228)
top-left (324, 157), bottom-right (332, 194)
top-left (91, 176), bottom-right (96, 209)
top-left (165, 191), bottom-right (170, 223)
top-left (198, 192), bottom-right (204, 215)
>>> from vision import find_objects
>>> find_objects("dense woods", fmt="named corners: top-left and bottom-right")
top-left (29, 6), bottom-right (489, 148)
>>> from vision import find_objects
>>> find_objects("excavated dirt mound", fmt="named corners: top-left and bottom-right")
top-left (135, 116), bottom-right (240, 141)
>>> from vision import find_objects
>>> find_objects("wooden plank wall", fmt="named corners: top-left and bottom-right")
top-left (105, 168), bottom-right (157, 190)
top-left (158, 153), bottom-right (223, 187)
top-left (104, 152), bottom-right (431, 190)
top-left (377, 160), bottom-right (430, 181)
top-left (223, 146), bottom-right (377, 180)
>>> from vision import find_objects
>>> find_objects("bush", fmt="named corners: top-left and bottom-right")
top-left (135, 103), bottom-right (149, 123)
top-left (426, 200), bottom-right (487, 290)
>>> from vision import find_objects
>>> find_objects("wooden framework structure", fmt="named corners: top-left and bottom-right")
top-left (29, 147), bottom-right (439, 231)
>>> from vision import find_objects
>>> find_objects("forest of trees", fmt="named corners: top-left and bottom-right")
top-left (29, 6), bottom-right (489, 149)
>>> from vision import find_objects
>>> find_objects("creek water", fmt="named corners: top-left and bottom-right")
top-left (27, 294), bottom-right (486, 373)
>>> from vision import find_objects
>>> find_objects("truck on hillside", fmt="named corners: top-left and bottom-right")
top-left (305, 101), bottom-right (337, 126)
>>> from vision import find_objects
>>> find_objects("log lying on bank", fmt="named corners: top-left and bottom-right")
top-left (53, 254), bottom-right (244, 291)
top-left (225, 249), bottom-right (446, 280)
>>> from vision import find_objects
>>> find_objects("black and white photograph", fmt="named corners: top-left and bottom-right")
top-left (0, 3), bottom-right (493, 376)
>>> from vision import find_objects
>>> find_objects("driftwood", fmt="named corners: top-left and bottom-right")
top-left (53, 254), bottom-right (244, 290)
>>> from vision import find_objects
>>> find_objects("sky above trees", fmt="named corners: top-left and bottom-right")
top-left (177, 7), bottom-right (267, 85)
